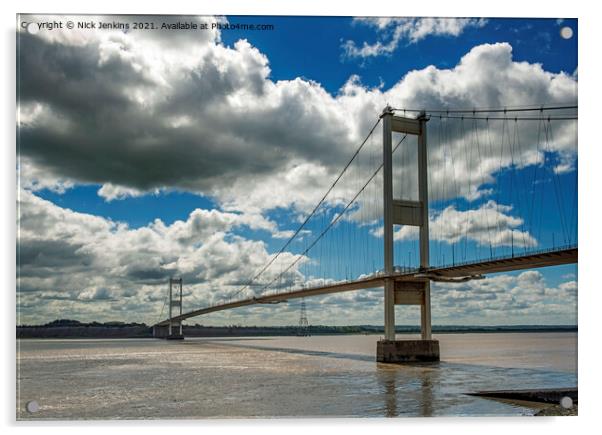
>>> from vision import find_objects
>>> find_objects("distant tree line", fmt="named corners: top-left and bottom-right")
top-left (16, 319), bottom-right (577, 339)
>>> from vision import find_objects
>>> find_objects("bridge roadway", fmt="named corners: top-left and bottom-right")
top-left (154, 246), bottom-right (577, 327)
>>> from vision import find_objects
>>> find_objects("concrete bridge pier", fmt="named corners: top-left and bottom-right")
top-left (152, 325), bottom-right (168, 338)
top-left (152, 323), bottom-right (184, 339)
top-left (377, 107), bottom-right (439, 363)
top-left (377, 279), bottom-right (439, 362)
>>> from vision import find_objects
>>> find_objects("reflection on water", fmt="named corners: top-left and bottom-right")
top-left (16, 333), bottom-right (577, 419)
top-left (380, 368), bottom-right (398, 417)
top-left (375, 363), bottom-right (435, 417)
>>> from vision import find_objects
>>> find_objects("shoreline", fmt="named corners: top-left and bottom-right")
top-left (467, 388), bottom-right (578, 416)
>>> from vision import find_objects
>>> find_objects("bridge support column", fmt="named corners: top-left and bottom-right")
top-left (384, 279), bottom-right (395, 340)
top-left (417, 112), bottom-right (433, 342)
top-left (382, 107), bottom-right (396, 341)
top-left (378, 108), bottom-right (439, 363)
top-left (421, 281), bottom-right (432, 340)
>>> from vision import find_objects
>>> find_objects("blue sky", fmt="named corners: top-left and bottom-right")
top-left (219, 17), bottom-right (577, 93)
top-left (18, 15), bottom-right (578, 326)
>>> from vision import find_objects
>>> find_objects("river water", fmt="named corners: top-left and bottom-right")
top-left (16, 333), bottom-right (577, 419)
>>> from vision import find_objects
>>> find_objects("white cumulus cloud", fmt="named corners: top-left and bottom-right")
top-left (342, 17), bottom-right (488, 58)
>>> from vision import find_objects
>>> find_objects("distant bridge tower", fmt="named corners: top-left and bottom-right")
top-left (168, 277), bottom-right (183, 338)
top-left (152, 277), bottom-right (184, 339)
top-left (297, 298), bottom-right (310, 336)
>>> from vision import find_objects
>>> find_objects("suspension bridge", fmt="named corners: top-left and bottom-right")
top-left (153, 104), bottom-right (578, 362)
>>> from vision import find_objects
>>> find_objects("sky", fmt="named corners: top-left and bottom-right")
top-left (16, 15), bottom-right (578, 327)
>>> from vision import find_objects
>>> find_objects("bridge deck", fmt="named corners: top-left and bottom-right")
top-left (154, 246), bottom-right (577, 327)
top-left (428, 247), bottom-right (577, 278)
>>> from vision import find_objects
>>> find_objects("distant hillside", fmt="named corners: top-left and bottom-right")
top-left (16, 319), bottom-right (577, 339)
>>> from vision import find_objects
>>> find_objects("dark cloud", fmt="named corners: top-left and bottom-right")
top-left (17, 30), bottom-right (352, 199)
top-left (18, 239), bottom-right (92, 271)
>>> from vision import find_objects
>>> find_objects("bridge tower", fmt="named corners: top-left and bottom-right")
top-left (168, 278), bottom-right (184, 338)
top-left (167, 277), bottom-right (184, 339)
top-left (153, 278), bottom-right (184, 340)
top-left (377, 106), bottom-right (440, 362)
top-left (152, 277), bottom-right (184, 339)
